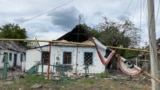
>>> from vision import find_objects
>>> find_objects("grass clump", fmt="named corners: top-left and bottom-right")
top-left (82, 78), bottom-right (96, 85)
top-left (97, 72), bottom-right (110, 78)
top-left (20, 75), bottom-right (52, 84)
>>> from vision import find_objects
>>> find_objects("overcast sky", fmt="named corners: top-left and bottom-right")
top-left (0, 0), bottom-right (160, 47)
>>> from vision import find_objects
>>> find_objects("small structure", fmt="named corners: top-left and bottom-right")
top-left (134, 38), bottom-right (160, 72)
top-left (0, 41), bottom-right (26, 69)
top-left (25, 24), bottom-right (105, 75)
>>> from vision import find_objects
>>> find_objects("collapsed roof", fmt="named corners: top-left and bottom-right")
top-left (0, 41), bottom-right (26, 52)
top-left (57, 24), bottom-right (92, 42)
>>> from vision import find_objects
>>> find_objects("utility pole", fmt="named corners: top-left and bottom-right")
top-left (147, 0), bottom-right (159, 90)
top-left (75, 15), bottom-right (82, 74)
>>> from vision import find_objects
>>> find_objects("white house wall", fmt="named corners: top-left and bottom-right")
top-left (0, 50), bottom-right (8, 68)
top-left (8, 51), bottom-right (15, 67)
top-left (25, 49), bottom-right (41, 71)
top-left (77, 47), bottom-right (105, 74)
top-left (16, 53), bottom-right (22, 66)
top-left (50, 46), bottom-right (77, 73)
top-left (21, 54), bottom-right (26, 71)
top-left (51, 45), bottom-right (105, 74)
top-left (25, 45), bottom-right (105, 74)
top-left (0, 50), bottom-right (24, 69)
top-left (41, 46), bottom-right (49, 51)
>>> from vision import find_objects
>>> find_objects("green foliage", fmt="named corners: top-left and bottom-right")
top-left (0, 23), bottom-right (28, 46)
top-left (115, 48), bottom-right (140, 58)
top-left (81, 23), bottom-right (101, 39)
top-left (81, 78), bottom-right (97, 85)
top-left (123, 49), bottom-right (140, 58)
top-left (20, 75), bottom-right (52, 84)
top-left (81, 17), bottom-right (141, 48)
top-left (99, 25), bottom-right (131, 47)
top-left (0, 74), bottom-right (151, 90)
top-left (0, 23), bottom-right (27, 39)
top-left (90, 29), bottom-right (101, 39)
top-left (97, 17), bottom-right (141, 48)
top-left (97, 72), bottom-right (110, 78)
top-left (80, 23), bottom-right (141, 58)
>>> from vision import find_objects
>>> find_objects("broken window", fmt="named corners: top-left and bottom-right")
top-left (84, 52), bottom-right (93, 65)
top-left (63, 52), bottom-right (72, 64)
top-left (42, 52), bottom-right (49, 65)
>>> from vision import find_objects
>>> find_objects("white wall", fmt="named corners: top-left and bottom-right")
top-left (8, 51), bottom-right (15, 67)
top-left (16, 53), bottom-right (21, 66)
top-left (0, 50), bottom-right (25, 69)
top-left (51, 46), bottom-right (105, 74)
top-left (25, 45), bottom-right (105, 74)
top-left (25, 49), bottom-right (41, 71)
top-left (0, 50), bottom-right (7, 68)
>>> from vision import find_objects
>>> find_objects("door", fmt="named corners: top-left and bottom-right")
top-left (14, 54), bottom-right (17, 66)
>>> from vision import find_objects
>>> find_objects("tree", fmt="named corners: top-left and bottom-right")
top-left (0, 23), bottom-right (28, 46)
top-left (97, 17), bottom-right (141, 48)
top-left (0, 23), bottom-right (27, 39)
top-left (81, 18), bottom-right (141, 58)
top-left (97, 17), bottom-right (141, 57)
top-left (81, 23), bottom-right (101, 39)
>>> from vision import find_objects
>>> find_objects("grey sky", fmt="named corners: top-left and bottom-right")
top-left (0, 0), bottom-right (160, 47)
top-left (48, 6), bottom-right (80, 31)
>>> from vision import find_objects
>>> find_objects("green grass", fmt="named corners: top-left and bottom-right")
top-left (20, 75), bottom-right (52, 84)
top-left (97, 72), bottom-right (110, 78)
top-left (0, 74), bottom-right (152, 90)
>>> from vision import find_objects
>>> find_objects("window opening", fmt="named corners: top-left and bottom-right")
top-left (63, 52), bottom-right (72, 64)
top-left (84, 52), bottom-right (93, 65)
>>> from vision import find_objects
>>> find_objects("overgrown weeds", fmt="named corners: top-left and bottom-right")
top-left (20, 75), bottom-right (52, 84)
top-left (97, 72), bottom-right (110, 78)
top-left (0, 73), bottom-right (151, 90)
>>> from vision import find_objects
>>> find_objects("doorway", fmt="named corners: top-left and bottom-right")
top-left (14, 54), bottom-right (17, 66)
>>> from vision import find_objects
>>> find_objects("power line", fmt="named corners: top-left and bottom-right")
top-left (122, 0), bottom-right (133, 17)
top-left (131, 0), bottom-right (140, 22)
top-left (23, 0), bottom-right (74, 24)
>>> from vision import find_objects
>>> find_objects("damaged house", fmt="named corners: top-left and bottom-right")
top-left (24, 24), bottom-right (105, 74)
top-left (0, 41), bottom-right (26, 69)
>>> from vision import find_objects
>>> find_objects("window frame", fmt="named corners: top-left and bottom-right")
top-left (63, 51), bottom-right (72, 64)
top-left (84, 52), bottom-right (93, 65)
top-left (42, 51), bottom-right (49, 65)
